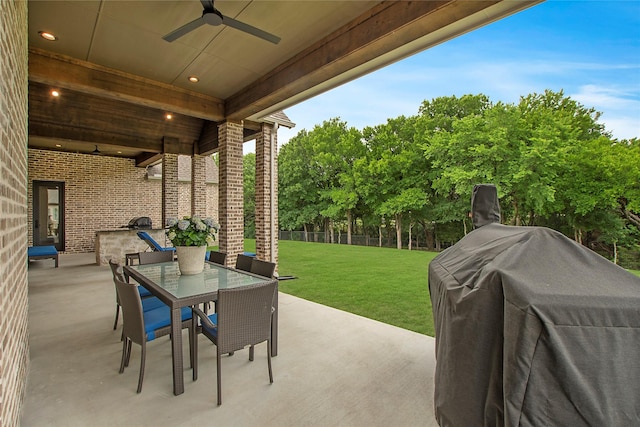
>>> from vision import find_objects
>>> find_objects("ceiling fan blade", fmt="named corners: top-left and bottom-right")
top-left (222, 16), bottom-right (281, 45)
top-left (163, 16), bottom-right (207, 42)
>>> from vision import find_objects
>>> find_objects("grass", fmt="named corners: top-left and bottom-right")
top-left (244, 240), bottom-right (640, 337)
top-left (271, 240), bottom-right (438, 336)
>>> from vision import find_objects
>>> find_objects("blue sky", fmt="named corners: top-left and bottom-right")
top-left (251, 0), bottom-right (639, 152)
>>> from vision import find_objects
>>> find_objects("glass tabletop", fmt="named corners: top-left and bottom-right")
top-left (128, 261), bottom-right (267, 299)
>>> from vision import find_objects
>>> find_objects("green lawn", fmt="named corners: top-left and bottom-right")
top-left (273, 240), bottom-right (438, 336)
top-left (245, 240), bottom-right (640, 337)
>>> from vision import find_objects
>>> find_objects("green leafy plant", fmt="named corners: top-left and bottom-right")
top-left (166, 216), bottom-right (219, 247)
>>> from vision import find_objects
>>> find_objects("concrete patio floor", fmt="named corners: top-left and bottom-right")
top-left (21, 253), bottom-right (438, 427)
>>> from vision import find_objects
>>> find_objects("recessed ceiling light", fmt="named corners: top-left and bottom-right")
top-left (117, 151), bottom-right (122, 154)
top-left (188, 76), bottom-right (199, 83)
top-left (55, 144), bottom-right (62, 148)
top-left (39, 31), bottom-right (57, 41)
top-left (165, 113), bottom-right (173, 120)
top-left (50, 90), bottom-right (60, 97)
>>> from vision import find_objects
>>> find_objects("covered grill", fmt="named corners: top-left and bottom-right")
top-left (428, 185), bottom-right (640, 426)
top-left (126, 216), bottom-right (152, 229)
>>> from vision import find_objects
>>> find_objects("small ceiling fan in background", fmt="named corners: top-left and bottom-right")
top-left (163, 0), bottom-right (281, 44)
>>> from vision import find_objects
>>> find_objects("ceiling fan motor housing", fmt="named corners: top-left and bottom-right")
top-left (203, 9), bottom-right (223, 26)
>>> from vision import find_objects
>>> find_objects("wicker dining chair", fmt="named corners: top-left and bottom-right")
top-left (114, 276), bottom-right (194, 393)
top-left (250, 259), bottom-right (276, 278)
top-left (234, 253), bottom-right (254, 272)
top-left (109, 259), bottom-right (165, 330)
top-left (138, 250), bottom-right (174, 264)
top-left (191, 280), bottom-right (277, 405)
top-left (207, 250), bottom-right (227, 266)
top-left (134, 250), bottom-right (174, 300)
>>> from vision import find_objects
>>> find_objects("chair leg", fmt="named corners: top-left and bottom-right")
top-left (125, 339), bottom-right (132, 367)
top-left (216, 350), bottom-right (222, 406)
top-left (137, 343), bottom-right (146, 393)
top-left (267, 340), bottom-right (273, 384)
top-left (119, 338), bottom-right (128, 373)
top-left (249, 345), bottom-right (254, 361)
top-left (113, 304), bottom-right (120, 330)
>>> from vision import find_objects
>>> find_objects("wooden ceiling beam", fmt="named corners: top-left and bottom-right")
top-left (135, 153), bottom-right (164, 168)
top-left (28, 81), bottom-right (203, 154)
top-left (197, 121), bottom-right (220, 155)
top-left (29, 48), bottom-right (225, 122)
top-left (226, 0), bottom-right (532, 120)
top-left (163, 136), bottom-right (194, 156)
top-left (28, 121), bottom-right (163, 152)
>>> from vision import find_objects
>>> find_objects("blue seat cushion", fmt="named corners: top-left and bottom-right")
top-left (201, 313), bottom-right (218, 338)
top-left (28, 245), bottom-right (58, 256)
top-left (141, 297), bottom-right (165, 312)
top-left (144, 306), bottom-right (192, 341)
top-left (138, 287), bottom-right (152, 298)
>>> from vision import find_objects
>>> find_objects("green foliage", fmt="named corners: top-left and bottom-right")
top-left (166, 216), bottom-right (219, 247)
top-left (243, 153), bottom-right (256, 238)
top-left (278, 118), bottom-right (364, 232)
top-left (276, 90), bottom-right (639, 264)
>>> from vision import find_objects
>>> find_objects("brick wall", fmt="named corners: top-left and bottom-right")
top-left (218, 121), bottom-right (245, 264)
top-left (0, 0), bottom-right (29, 425)
top-left (255, 124), bottom-right (279, 268)
top-left (28, 150), bottom-right (218, 253)
top-left (162, 153), bottom-right (179, 226)
top-left (153, 154), bottom-right (218, 222)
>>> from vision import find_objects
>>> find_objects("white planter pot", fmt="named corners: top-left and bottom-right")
top-left (175, 245), bottom-right (207, 275)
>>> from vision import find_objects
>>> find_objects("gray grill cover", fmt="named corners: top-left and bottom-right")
top-left (428, 223), bottom-right (640, 426)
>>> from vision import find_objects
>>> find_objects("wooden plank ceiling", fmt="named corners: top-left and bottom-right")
top-left (27, 0), bottom-right (542, 165)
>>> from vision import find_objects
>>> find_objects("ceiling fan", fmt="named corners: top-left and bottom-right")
top-left (163, 0), bottom-right (281, 44)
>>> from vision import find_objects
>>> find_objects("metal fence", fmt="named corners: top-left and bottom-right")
top-left (278, 230), bottom-right (450, 250)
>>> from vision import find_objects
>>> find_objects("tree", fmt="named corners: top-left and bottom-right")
top-left (243, 153), bottom-right (256, 238)
top-left (358, 116), bottom-right (428, 249)
top-left (278, 130), bottom-right (323, 239)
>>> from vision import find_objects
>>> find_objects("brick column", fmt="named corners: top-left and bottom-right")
top-left (191, 154), bottom-right (208, 218)
top-left (218, 120), bottom-right (244, 265)
top-left (162, 153), bottom-right (179, 227)
top-left (255, 124), bottom-right (279, 267)
top-left (1, 0), bottom-right (29, 424)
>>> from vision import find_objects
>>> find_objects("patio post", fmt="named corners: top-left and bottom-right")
top-left (191, 154), bottom-right (208, 218)
top-left (217, 120), bottom-right (244, 266)
top-left (255, 123), bottom-right (278, 268)
top-left (162, 153), bottom-right (179, 230)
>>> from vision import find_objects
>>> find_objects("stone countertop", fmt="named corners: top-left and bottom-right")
top-left (96, 228), bottom-right (165, 233)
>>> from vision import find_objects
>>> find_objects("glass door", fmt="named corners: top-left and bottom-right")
top-left (33, 181), bottom-right (65, 251)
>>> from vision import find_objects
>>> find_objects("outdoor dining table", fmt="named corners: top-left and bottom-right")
top-left (124, 260), bottom-right (278, 396)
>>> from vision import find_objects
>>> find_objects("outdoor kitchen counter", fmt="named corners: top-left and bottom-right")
top-left (95, 228), bottom-right (167, 266)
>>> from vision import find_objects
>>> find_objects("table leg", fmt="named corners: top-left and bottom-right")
top-left (170, 307), bottom-right (184, 395)
top-left (271, 288), bottom-right (278, 356)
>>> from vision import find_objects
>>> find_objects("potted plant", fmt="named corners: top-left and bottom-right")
top-left (166, 216), bottom-right (219, 275)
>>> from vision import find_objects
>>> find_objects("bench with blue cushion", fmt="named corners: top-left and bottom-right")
top-left (28, 245), bottom-right (59, 267)
top-left (136, 231), bottom-right (176, 253)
